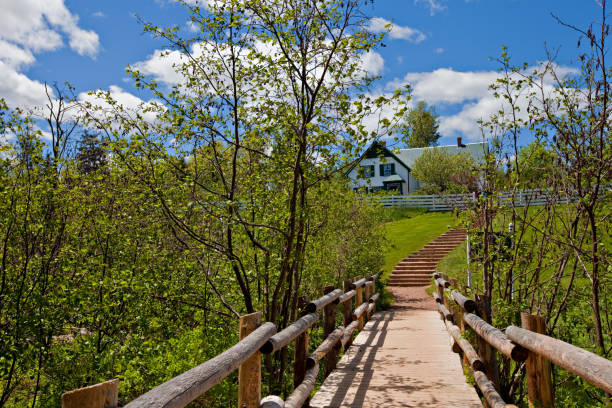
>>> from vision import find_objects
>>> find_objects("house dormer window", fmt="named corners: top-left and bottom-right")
top-left (380, 163), bottom-right (395, 177)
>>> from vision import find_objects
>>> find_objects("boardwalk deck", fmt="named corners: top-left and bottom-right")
top-left (310, 287), bottom-right (482, 408)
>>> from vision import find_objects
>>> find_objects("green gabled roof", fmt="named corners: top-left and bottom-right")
top-left (396, 142), bottom-right (488, 168)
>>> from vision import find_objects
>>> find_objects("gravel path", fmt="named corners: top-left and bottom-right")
top-left (388, 285), bottom-right (437, 311)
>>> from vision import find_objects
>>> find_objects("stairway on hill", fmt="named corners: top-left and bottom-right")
top-left (388, 228), bottom-right (466, 287)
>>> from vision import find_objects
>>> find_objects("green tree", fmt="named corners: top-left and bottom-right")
top-left (411, 148), bottom-right (477, 193)
top-left (398, 101), bottom-right (440, 148)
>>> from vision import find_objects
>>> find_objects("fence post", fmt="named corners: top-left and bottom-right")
top-left (323, 285), bottom-right (338, 376)
top-left (355, 279), bottom-right (364, 330)
top-left (61, 379), bottom-right (119, 408)
top-left (238, 312), bottom-right (262, 408)
top-left (521, 312), bottom-right (554, 408)
top-left (294, 296), bottom-right (309, 387)
top-left (342, 280), bottom-right (353, 327)
top-left (475, 294), bottom-right (500, 398)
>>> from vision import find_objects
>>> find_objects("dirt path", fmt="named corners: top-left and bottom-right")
top-left (310, 286), bottom-right (482, 408)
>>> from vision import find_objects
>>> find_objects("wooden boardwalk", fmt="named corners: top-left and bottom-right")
top-left (310, 287), bottom-right (482, 408)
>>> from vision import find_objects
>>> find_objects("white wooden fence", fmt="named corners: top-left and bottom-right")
top-left (377, 190), bottom-right (573, 211)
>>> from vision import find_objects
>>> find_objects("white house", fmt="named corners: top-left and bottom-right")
top-left (347, 137), bottom-right (488, 195)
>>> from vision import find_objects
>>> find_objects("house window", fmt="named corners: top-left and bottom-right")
top-left (359, 165), bottom-right (375, 178)
top-left (379, 163), bottom-right (395, 177)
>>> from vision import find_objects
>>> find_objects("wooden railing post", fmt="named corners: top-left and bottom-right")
top-left (342, 280), bottom-right (353, 327)
top-left (323, 286), bottom-right (338, 376)
top-left (294, 296), bottom-right (309, 388)
top-left (238, 312), bottom-right (262, 408)
top-left (521, 312), bottom-right (554, 408)
top-left (62, 379), bottom-right (118, 408)
top-left (355, 279), bottom-right (364, 330)
top-left (475, 294), bottom-right (500, 397)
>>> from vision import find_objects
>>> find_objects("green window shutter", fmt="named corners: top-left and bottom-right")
top-left (379, 164), bottom-right (384, 176)
top-left (391, 163), bottom-right (395, 174)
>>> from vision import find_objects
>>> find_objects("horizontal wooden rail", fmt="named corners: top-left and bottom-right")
top-left (338, 290), bottom-right (355, 303)
top-left (304, 289), bottom-right (342, 313)
top-left (433, 293), bottom-right (442, 304)
top-left (350, 278), bottom-right (367, 289)
top-left (435, 277), bottom-right (450, 288)
top-left (463, 313), bottom-right (528, 362)
top-left (436, 302), bottom-right (454, 323)
top-left (472, 369), bottom-right (518, 408)
top-left (352, 303), bottom-right (368, 321)
top-left (341, 320), bottom-right (359, 348)
top-left (260, 395), bottom-right (285, 408)
top-left (124, 322), bottom-right (276, 408)
top-left (261, 313), bottom-right (319, 354)
top-left (306, 327), bottom-right (344, 369)
top-left (368, 293), bottom-right (379, 303)
top-left (446, 323), bottom-right (484, 371)
top-left (451, 290), bottom-right (476, 313)
top-left (284, 363), bottom-right (319, 408)
top-left (506, 326), bottom-right (612, 393)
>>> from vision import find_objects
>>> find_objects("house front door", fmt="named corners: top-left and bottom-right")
top-left (386, 182), bottom-right (402, 194)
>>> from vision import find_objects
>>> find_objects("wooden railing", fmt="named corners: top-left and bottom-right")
top-left (432, 273), bottom-right (612, 408)
top-left (61, 275), bottom-right (380, 408)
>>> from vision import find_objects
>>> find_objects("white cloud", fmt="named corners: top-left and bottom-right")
top-left (415, 0), bottom-right (446, 15)
top-left (388, 68), bottom-right (499, 105)
top-left (368, 17), bottom-right (426, 43)
top-left (92, 11), bottom-right (105, 18)
top-left (434, 47), bottom-right (444, 54)
top-left (360, 51), bottom-right (384, 75)
top-left (0, 61), bottom-right (49, 108)
top-left (0, 0), bottom-right (100, 57)
top-left (0, 0), bottom-right (101, 109)
top-left (386, 64), bottom-right (580, 140)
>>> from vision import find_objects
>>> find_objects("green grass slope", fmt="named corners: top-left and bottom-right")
top-left (380, 212), bottom-right (457, 281)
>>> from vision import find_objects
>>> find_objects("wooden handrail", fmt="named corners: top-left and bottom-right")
top-left (304, 289), bottom-right (343, 313)
top-left (463, 313), bottom-right (528, 362)
top-left (124, 322), bottom-right (276, 408)
top-left (69, 274), bottom-right (381, 408)
top-left (350, 278), bottom-right (367, 289)
top-left (338, 289), bottom-right (355, 303)
top-left (446, 323), bottom-right (483, 371)
top-left (261, 313), bottom-right (319, 354)
top-left (472, 369), bottom-right (518, 408)
top-left (284, 363), bottom-right (319, 408)
top-left (506, 325), bottom-right (612, 394)
top-left (451, 290), bottom-right (476, 313)
top-left (306, 327), bottom-right (344, 369)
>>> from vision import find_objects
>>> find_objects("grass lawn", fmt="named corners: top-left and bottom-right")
top-left (380, 211), bottom-right (458, 281)
top-left (436, 242), bottom-right (468, 284)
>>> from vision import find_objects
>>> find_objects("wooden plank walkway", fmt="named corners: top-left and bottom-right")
top-left (310, 287), bottom-right (482, 408)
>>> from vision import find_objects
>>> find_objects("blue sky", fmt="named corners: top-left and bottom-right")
top-left (0, 0), bottom-right (598, 146)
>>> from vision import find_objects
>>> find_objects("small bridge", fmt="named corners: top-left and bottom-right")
top-left (62, 232), bottom-right (612, 408)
